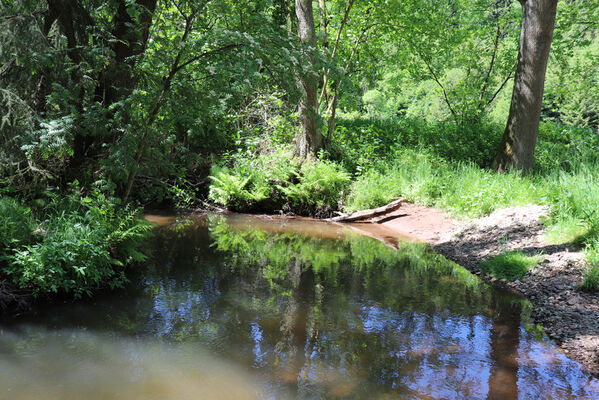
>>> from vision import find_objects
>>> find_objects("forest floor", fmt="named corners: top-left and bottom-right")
top-left (379, 202), bottom-right (599, 376)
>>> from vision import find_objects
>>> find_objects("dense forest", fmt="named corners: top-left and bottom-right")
top-left (1, 0), bottom-right (598, 301)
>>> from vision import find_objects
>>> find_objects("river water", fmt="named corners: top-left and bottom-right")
top-left (1, 214), bottom-right (598, 399)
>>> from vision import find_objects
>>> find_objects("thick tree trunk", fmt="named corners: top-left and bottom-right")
top-left (294, 0), bottom-right (321, 160)
top-left (493, 0), bottom-right (558, 172)
top-left (95, 0), bottom-right (157, 107)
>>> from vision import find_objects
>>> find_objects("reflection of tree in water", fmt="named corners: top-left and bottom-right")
top-left (487, 295), bottom-right (521, 400)
top-left (127, 216), bottom-right (598, 399)
top-left (206, 216), bottom-right (509, 397)
top-left (9, 216), bottom-right (599, 399)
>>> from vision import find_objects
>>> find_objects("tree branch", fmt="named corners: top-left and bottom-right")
top-left (318, 0), bottom-right (357, 106)
top-left (421, 55), bottom-right (459, 123)
top-left (485, 70), bottom-right (514, 109)
top-left (173, 43), bottom-right (243, 74)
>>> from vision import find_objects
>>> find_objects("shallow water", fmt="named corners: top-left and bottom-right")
top-left (1, 213), bottom-right (598, 399)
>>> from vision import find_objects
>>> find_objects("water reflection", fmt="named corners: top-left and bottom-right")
top-left (1, 214), bottom-right (598, 399)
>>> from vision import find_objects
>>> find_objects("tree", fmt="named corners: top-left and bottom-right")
top-left (493, 0), bottom-right (559, 172)
top-left (294, 0), bottom-right (321, 159)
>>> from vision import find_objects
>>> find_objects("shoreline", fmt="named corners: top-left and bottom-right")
top-left (3, 204), bottom-right (598, 376)
top-left (377, 202), bottom-right (599, 376)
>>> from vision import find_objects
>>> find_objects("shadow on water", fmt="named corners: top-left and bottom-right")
top-left (1, 213), bottom-right (599, 399)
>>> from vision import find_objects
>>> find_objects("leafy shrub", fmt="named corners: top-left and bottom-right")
top-left (5, 192), bottom-right (151, 298)
top-left (279, 160), bottom-right (351, 212)
top-left (208, 148), bottom-right (350, 215)
top-left (208, 148), bottom-right (298, 211)
top-left (332, 117), bottom-right (500, 172)
top-left (535, 123), bottom-right (599, 174)
top-left (0, 197), bottom-right (34, 252)
top-left (209, 165), bottom-right (270, 210)
top-left (480, 251), bottom-right (541, 281)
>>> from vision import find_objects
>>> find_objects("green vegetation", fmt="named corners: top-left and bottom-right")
top-left (581, 265), bottom-right (599, 292)
top-left (0, 192), bottom-right (151, 298)
top-left (208, 148), bottom-right (349, 214)
top-left (1, 0), bottom-right (598, 298)
top-left (480, 252), bottom-right (542, 281)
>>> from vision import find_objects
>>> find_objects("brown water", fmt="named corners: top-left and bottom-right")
top-left (1, 213), bottom-right (598, 399)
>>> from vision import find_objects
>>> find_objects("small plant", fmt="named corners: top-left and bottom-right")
top-left (208, 148), bottom-right (350, 215)
top-left (480, 251), bottom-right (542, 281)
top-left (581, 266), bottom-right (599, 292)
top-left (208, 165), bottom-right (269, 210)
top-left (208, 149), bottom-right (298, 212)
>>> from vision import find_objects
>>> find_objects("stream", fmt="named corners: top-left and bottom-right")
top-left (1, 213), bottom-right (598, 399)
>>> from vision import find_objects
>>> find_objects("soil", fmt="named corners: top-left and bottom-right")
top-left (379, 202), bottom-right (599, 376)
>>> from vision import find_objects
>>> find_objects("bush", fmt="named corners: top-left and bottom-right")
top-left (4, 192), bottom-right (151, 298)
top-left (279, 160), bottom-right (350, 212)
top-left (208, 148), bottom-right (350, 215)
top-left (208, 148), bottom-right (298, 212)
top-left (332, 117), bottom-right (501, 172)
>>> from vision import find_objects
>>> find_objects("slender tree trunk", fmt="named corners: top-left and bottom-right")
top-left (493, 0), bottom-right (558, 172)
top-left (294, 0), bottom-right (321, 159)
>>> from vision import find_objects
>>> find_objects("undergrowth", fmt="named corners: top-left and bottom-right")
top-left (0, 191), bottom-right (152, 298)
top-left (208, 147), bottom-right (350, 216)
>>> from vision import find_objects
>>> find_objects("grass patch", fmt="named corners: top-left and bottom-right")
top-left (542, 219), bottom-right (590, 245)
top-left (480, 251), bottom-right (542, 281)
top-left (581, 266), bottom-right (599, 291)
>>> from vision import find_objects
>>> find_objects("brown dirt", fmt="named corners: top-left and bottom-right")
top-left (377, 202), bottom-right (599, 376)
top-left (381, 203), bottom-right (461, 243)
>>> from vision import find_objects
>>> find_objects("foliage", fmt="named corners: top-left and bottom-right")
top-left (208, 148), bottom-right (298, 211)
top-left (344, 150), bottom-right (540, 217)
top-left (0, 197), bottom-right (34, 252)
top-left (279, 160), bottom-right (350, 212)
top-left (480, 252), bottom-right (542, 281)
top-left (332, 117), bottom-right (502, 171)
top-left (3, 192), bottom-right (152, 298)
top-left (208, 148), bottom-right (350, 215)
top-left (581, 266), bottom-right (599, 292)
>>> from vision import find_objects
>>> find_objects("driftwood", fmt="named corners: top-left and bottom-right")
top-left (328, 198), bottom-right (403, 223)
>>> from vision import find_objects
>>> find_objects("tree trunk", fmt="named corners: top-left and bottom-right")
top-left (493, 0), bottom-right (558, 172)
top-left (294, 0), bottom-right (321, 160)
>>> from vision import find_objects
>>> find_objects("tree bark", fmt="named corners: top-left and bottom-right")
top-left (493, 0), bottom-right (558, 172)
top-left (294, 0), bottom-right (321, 160)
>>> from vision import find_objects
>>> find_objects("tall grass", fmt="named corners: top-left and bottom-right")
top-left (344, 150), bottom-right (542, 217)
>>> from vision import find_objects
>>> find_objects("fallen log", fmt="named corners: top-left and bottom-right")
top-left (328, 198), bottom-right (403, 223)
